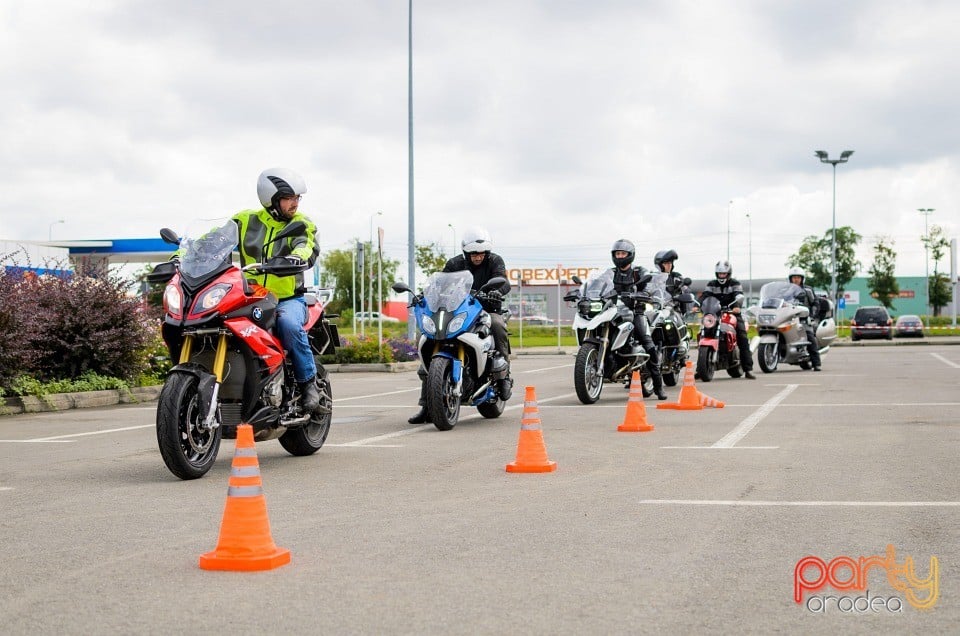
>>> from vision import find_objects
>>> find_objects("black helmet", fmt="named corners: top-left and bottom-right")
top-left (654, 249), bottom-right (678, 272)
top-left (715, 260), bottom-right (732, 281)
top-left (256, 168), bottom-right (307, 221)
top-left (611, 239), bottom-right (635, 268)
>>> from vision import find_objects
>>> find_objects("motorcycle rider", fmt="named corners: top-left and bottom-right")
top-left (788, 267), bottom-right (822, 372)
top-left (699, 260), bottom-right (755, 379)
top-left (174, 168), bottom-right (321, 412)
top-left (611, 239), bottom-right (667, 400)
top-left (408, 226), bottom-right (513, 424)
top-left (654, 249), bottom-right (692, 313)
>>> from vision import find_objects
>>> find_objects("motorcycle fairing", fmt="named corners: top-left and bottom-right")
top-left (224, 316), bottom-right (285, 373)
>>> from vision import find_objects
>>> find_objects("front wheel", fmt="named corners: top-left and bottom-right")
top-left (156, 372), bottom-right (222, 480)
top-left (426, 357), bottom-right (460, 431)
top-left (758, 342), bottom-right (779, 373)
top-left (279, 371), bottom-right (332, 456)
top-left (696, 346), bottom-right (715, 382)
top-left (477, 399), bottom-right (505, 419)
top-left (574, 343), bottom-right (604, 404)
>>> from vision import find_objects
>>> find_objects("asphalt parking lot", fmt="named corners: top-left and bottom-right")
top-left (2, 344), bottom-right (959, 633)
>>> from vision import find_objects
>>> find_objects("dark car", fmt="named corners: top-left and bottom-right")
top-left (850, 306), bottom-right (893, 341)
top-left (895, 314), bottom-right (924, 338)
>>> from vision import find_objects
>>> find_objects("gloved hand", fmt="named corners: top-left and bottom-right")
top-left (487, 290), bottom-right (503, 301)
top-left (285, 255), bottom-right (306, 268)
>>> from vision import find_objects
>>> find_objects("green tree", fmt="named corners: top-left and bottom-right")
top-left (786, 226), bottom-right (861, 298)
top-left (321, 241), bottom-right (399, 314)
top-left (415, 242), bottom-right (450, 278)
top-left (866, 236), bottom-right (899, 309)
top-left (922, 225), bottom-right (952, 316)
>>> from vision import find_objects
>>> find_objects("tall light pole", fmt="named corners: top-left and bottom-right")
top-left (48, 219), bottom-right (65, 241)
top-left (447, 223), bottom-right (456, 256)
top-left (814, 150), bottom-right (854, 302)
top-left (726, 200), bottom-right (732, 261)
top-left (746, 212), bottom-right (752, 303)
top-left (918, 208), bottom-right (935, 326)
top-left (406, 0), bottom-right (416, 341)
top-left (369, 210), bottom-right (383, 333)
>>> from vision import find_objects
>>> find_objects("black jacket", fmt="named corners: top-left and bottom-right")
top-left (443, 253), bottom-right (511, 295)
top-left (700, 277), bottom-right (745, 308)
top-left (610, 265), bottom-right (650, 295)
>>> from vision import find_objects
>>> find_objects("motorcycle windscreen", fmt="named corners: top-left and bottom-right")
top-left (422, 270), bottom-right (473, 312)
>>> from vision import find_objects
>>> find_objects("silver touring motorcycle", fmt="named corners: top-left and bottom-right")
top-left (749, 281), bottom-right (837, 373)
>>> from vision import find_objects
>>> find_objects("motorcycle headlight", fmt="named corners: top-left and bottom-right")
top-left (758, 314), bottom-right (775, 326)
top-left (421, 315), bottom-right (437, 335)
top-left (702, 314), bottom-right (717, 329)
top-left (163, 284), bottom-right (182, 314)
top-left (590, 301), bottom-right (603, 313)
top-left (447, 313), bottom-right (467, 333)
top-left (194, 283), bottom-right (232, 313)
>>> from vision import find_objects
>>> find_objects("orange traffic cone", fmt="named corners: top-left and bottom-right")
top-left (657, 361), bottom-right (703, 411)
top-left (618, 371), bottom-right (655, 432)
top-left (699, 393), bottom-right (725, 408)
top-left (506, 386), bottom-right (557, 473)
top-left (199, 424), bottom-right (291, 571)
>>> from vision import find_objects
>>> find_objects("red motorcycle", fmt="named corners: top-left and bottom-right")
top-left (146, 221), bottom-right (338, 479)
top-left (695, 295), bottom-right (743, 382)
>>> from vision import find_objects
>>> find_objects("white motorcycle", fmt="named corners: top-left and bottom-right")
top-left (749, 282), bottom-right (837, 373)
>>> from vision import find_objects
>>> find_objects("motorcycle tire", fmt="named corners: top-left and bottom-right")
top-left (696, 346), bottom-right (715, 382)
top-left (427, 357), bottom-right (460, 431)
top-left (156, 372), bottom-right (222, 480)
top-left (477, 399), bottom-right (505, 419)
top-left (641, 373), bottom-right (653, 398)
top-left (799, 360), bottom-right (812, 370)
top-left (758, 342), bottom-right (778, 373)
top-left (279, 371), bottom-right (332, 456)
top-left (663, 372), bottom-right (678, 387)
top-left (574, 343), bottom-right (604, 404)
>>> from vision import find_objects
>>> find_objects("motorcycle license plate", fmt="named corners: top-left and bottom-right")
top-left (866, 322), bottom-right (877, 327)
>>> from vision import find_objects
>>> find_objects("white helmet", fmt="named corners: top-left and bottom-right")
top-left (256, 168), bottom-right (307, 219)
top-left (788, 266), bottom-right (805, 284)
top-left (461, 226), bottom-right (492, 254)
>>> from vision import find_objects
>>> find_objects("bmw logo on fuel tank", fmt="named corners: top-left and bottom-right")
top-left (252, 306), bottom-right (263, 322)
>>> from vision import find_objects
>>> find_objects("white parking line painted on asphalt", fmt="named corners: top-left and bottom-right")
top-left (712, 384), bottom-right (798, 448)
top-left (930, 352), bottom-right (960, 369)
top-left (334, 388), bottom-right (420, 402)
top-left (523, 363), bottom-right (574, 373)
top-left (340, 392), bottom-right (577, 446)
top-left (0, 487), bottom-right (13, 491)
top-left (660, 446), bottom-right (780, 450)
top-left (25, 424), bottom-right (152, 442)
top-left (0, 439), bottom-right (74, 444)
top-left (638, 499), bottom-right (960, 507)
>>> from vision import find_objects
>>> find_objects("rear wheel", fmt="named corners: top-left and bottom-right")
top-left (279, 371), bottom-right (332, 456)
top-left (696, 346), bottom-right (715, 382)
top-left (477, 399), bottom-right (505, 419)
top-left (427, 357), bottom-right (460, 430)
top-left (758, 342), bottom-right (779, 373)
top-left (799, 360), bottom-right (812, 370)
top-left (574, 343), bottom-right (604, 404)
top-left (156, 372), bottom-right (221, 480)
top-left (663, 372), bottom-right (677, 387)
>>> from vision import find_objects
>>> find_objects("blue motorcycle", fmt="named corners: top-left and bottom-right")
top-left (392, 271), bottom-right (510, 430)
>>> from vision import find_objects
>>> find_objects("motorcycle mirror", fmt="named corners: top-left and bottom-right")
top-left (479, 276), bottom-right (507, 292)
top-left (682, 277), bottom-right (692, 286)
top-left (392, 281), bottom-right (414, 295)
top-left (159, 228), bottom-right (181, 246)
top-left (677, 292), bottom-right (695, 303)
top-left (572, 275), bottom-right (582, 285)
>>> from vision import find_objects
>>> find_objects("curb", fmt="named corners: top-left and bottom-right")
top-left (0, 386), bottom-right (162, 416)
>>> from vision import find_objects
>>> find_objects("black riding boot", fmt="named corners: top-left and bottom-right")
top-left (299, 377), bottom-right (320, 413)
top-left (408, 367), bottom-right (431, 423)
top-left (646, 348), bottom-right (667, 400)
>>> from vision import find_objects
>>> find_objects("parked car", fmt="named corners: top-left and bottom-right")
top-left (519, 315), bottom-right (555, 325)
top-left (894, 314), bottom-right (924, 338)
top-left (354, 311), bottom-right (400, 323)
top-left (850, 306), bottom-right (893, 341)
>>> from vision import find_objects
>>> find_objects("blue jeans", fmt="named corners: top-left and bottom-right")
top-left (276, 297), bottom-right (316, 383)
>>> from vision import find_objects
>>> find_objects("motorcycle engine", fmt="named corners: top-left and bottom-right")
top-left (262, 371), bottom-right (284, 407)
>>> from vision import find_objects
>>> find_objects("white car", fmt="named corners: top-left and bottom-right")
top-left (355, 311), bottom-right (400, 323)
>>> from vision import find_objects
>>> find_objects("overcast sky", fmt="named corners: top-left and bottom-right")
top-left (2, 0), bottom-right (958, 282)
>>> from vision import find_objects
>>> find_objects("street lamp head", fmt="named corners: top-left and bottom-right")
top-left (814, 150), bottom-right (828, 160)
top-left (839, 150), bottom-right (854, 160)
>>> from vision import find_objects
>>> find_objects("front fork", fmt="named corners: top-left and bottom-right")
top-left (180, 332), bottom-right (228, 431)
